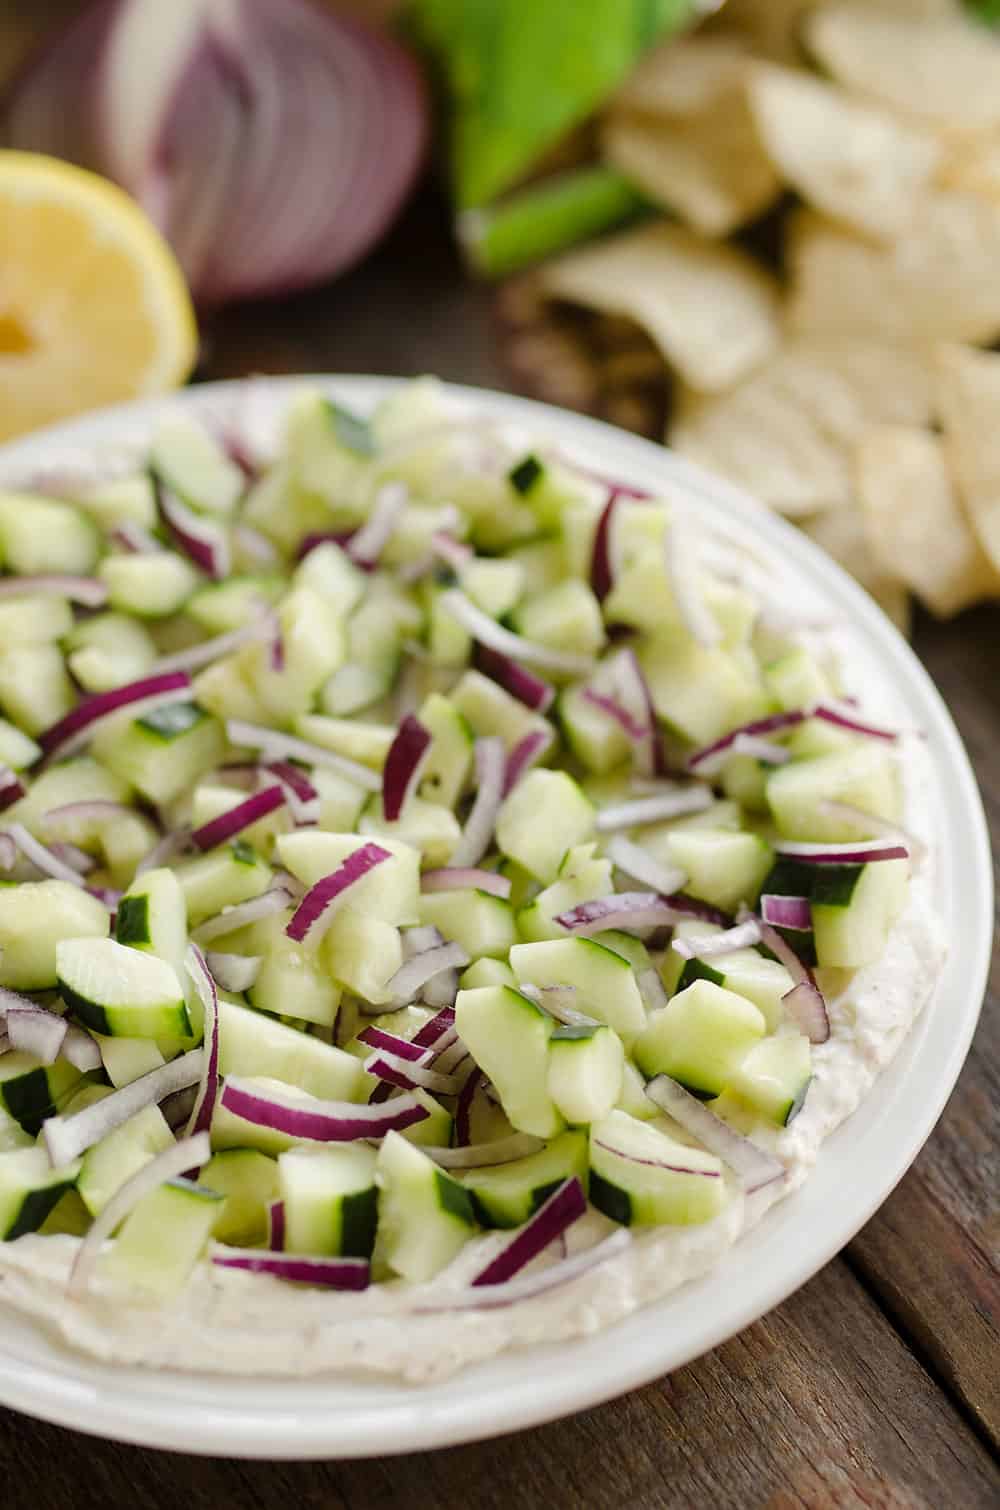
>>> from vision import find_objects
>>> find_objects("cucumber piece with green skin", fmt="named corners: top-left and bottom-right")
top-left (191, 783), bottom-right (290, 857)
top-left (720, 753), bottom-right (769, 814)
top-left (0, 594), bottom-right (74, 647)
top-left (245, 918), bottom-right (343, 1028)
top-left (547, 1024), bottom-right (625, 1126)
top-left (810, 859), bottom-right (909, 970)
top-left (0, 717), bottom-right (40, 771)
top-left (496, 769), bottom-right (595, 884)
top-left (374, 1130), bottom-right (476, 1283)
top-left (0, 1146), bottom-right (82, 1240)
top-left (211, 1076), bottom-right (320, 1156)
top-left (99, 552), bottom-right (203, 618)
top-left (76, 1096), bottom-right (175, 1216)
top-left (116, 867), bottom-right (188, 972)
top-left (5, 756), bottom-right (130, 838)
top-left (510, 579), bottom-right (605, 658)
top-left (639, 636), bottom-right (770, 747)
top-left (660, 828), bottom-right (773, 914)
top-left (360, 795), bottom-right (463, 869)
top-left (459, 957), bottom-right (517, 990)
top-left (398, 1089), bottom-right (454, 1149)
top-left (218, 996), bottom-right (365, 1101)
top-left (0, 1053), bottom-right (83, 1136)
top-left (0, 1104), bottom-right (34, 1153)
top-left (277, 832), bottom-right (420, 927)
top-left (418, 889), bottom-right (517, 960)
top-left (517, 841), bottom-right (614, 940)
top-left (589, 1110), bottom-right (728, 1227)
top-left (0, 881), bottom-right (109, 991)
top-left (558, 683), bottom-right (632, 774)
top-left (187, 575), bottom-right (285, 634)
top-left (0, 492), bottom-right (99, 574)
top-left (662, 922), bottom-right (795, 1033)
top-left (93, 701), bottom-right (226, 805)
top-left (450, 669), bottom-right (553, 752)
top-left (461, 1130), bottom-right (589, 1229)
top-left (509, 938), bottom-right (646, 1044)
top-left (279, 1144), bottom-right (378, 1257)
top-left (197, 1149), bottom-right (279, 1246)
top-left (57, 937), bottom-right (191, 1039)
top-left (727, 1034), bottom-right (812, 1126)
top-left (416, 694), bottom-right (473, 810)
top-left (100, 1177), bottom-right (225, 1299)
top-left (321, 909), bottom-right (402, 1007)
top-left (150, 416), bottom-right (245, 516)
top-left (0, 643), bottom-right (75, 734)
top-left (175, 844), bottom-right (273, 928)
top-left (592, 929), bottom-right (651, 973)
top-left (766, 745), bottom-right (901, 841)
top-left (634, 980), bottom-right (767, 1098)
top-left (295, 714), bottom-right (395, 772)
top-left (455, 986), bottom-right (563, 1139)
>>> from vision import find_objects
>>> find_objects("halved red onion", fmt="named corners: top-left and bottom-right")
top-left (183, 946), bottom-right (221, 1139)
top-left (38, 670), bottom-right (192, 763)
top-left (190, 784), bottom-right (286, 852)
top-left (218, 1075), bottom-right (429, 1141)
top-left (135, 825), bottom-right (193, 876)
top-left (818, 799), bottom-right (926, 866)
top-left (590, 491), bottom-right (619, 603)
top-left (5, 1003), bottom-right (67, 1065)
top-left (595, 787), bottom-right (713, 832)
top-left (192, 880), bottom-right (298, 944)
top-left (157, 481), bottom-right (231, 580)
top-left (43, 1050), bottom-right (205, 1166)
top-left (347, 482), bottom-right (407, 567)
top-left (266, 1198), bottom-right (285, 1252)
top-left (475, 645), bottom-right (555, 714)
top-left (422, 1132), bottom-right (545, 1169)
top-left (441, 589), bottom-right (596, 677)
top-left (645, 1075), bottom-right (786, 1193)
top-left (0, 574), bottom-right (107, 607)
top-left (382, 714), bottom-right (432, 822)
top-left (4, 823), bottom-right (86, 887)
top-left (0, 766), bottom-right (25, 814)
top-left (454, 1066), bottom-right (483, 1147)
top-left (605, 835), bottom-right (687, 897)
top-left (502, 729), bottom-right (553, 797)
top-left (751, 914), bottom-right (830, 1044)
top-left (663, 521), bottom-right (721, 649)
top-left (688, 712), bottom-right (805, 776)
top-left (401, 924), bottom-right (444, 956)
top-left (61, 1022), bottom-right (103, 1073)
top-left (518, 983), bottom-right (597, 1028)
top-left (473, 1177), bottom-right (586, 1286)
top-left (672, 918), bottom-right (762, 960)
top-left (421, 867), bottom-right (511, 900)
top-left (814, 703), bottom-right (898, 743)
top-left (211, 1246), bottom-right (369, 1290)
top-left (205, 951), bottom-right (263, 993)
top-left (557, 890), bottom-right (730, 937)
top-left (153, 613), bottom-right (276, 675)
top-left (414, 1228), bottom-right (631, 1312)
top-left (637, 967), bottom-right (668, 1011)
top-left (385, 941), bottom-right (469, 1008)
top-left (225, 719), bottom-right (381, 791)
top-left (760, 894), bottom-right (812, 931)
top-left (411, 1005), bottom-right (457, 1050)
top-left (771, 838), bottom-right (909, 865)
top-left (112, 521), bottom-right (162, 554)
top-left (285, 842), bottom-right (392, 945)
top-left (363, 1049), bottom-right (462, 1096)
top-left (451, 737), bottom-right (506, 868)
top-left (357, 1026), bottom-right (432, 1064)
top-left (264, 761), bottom-right (320, 825)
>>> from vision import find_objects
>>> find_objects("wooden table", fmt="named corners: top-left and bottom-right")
top-left (1, 16), bottom-right (998, 1488)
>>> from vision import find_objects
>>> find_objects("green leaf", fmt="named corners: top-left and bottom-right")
top-left (965, 0), bottom-right (1000, 21)
top-left (460, 166), bottom-right (647, 278)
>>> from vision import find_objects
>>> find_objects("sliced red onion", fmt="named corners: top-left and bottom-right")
top-left (818, 800), bottom-right (926, 866)
top-left (581, 688), bottom-right (647, 743)
top-left (423, 967), bottom-right (460, 1012)
top-left (135, 825), bottom-right (193, 876)
top-left (0, 766), bottom-right (25, 814)
top-left (450, 737), bottom-right (506, 868)
top-left (192, 881), bottom-right (297, 944)
top-left (157, 481), bottom-right (230, 580)
top-left (430, 531), bottom-right (474, 573)
top-left (728, 733), bottom-right (791, 766)
top-left (502, 729), bottom-right (553, 799)
top-left (295, 531), bottom-right (353, 563)
top-left (385, 941), bottom-right (469, 1008)
top-left (441, 589), bottom-right (596, 677)
top-left (760, 894), bottom-right (813, 931)
top-left (43, 1050), bottom-right (205, 1167)
top-left (422, 1133), bottom-right (545, 1169)
top-left (0, 574), bottom-right (107, 607)
top-left (205, 951), bottom-right (263, 993)
top-left (616, 648), bottom-right (662, 778)
top-left (687, 712), bottom-right (806, 776)
top-left (0, 832), bottom-right (16, 870)
top-left (401, 924), bottom-right (444, 957)
top-left (264, 761), bottom-right (320, 825)
top-left (266, 1199), bottom-right (285, 1252)
top-left (663, 521), bottom-right (721, 650)
top-left (285, 842), bottom-right (392, 945)
top-left (771, 839), bottom-right (909, 865)
top-left (475, 645), bottom-right (555, 714)
top-left (61, 1023), bottom-right (103, 1073)
top-left (38, 670), bottom-right (192, 763)
top-left (183, 945), bottom-right (221, 1139)
top-left (411, 1005), bottom-right (457, 1050)
top-left (48, 841), bottom-right (96, 875)
top-left (225, 719), bottom-right (381, 791)
top-left (519, 982), bottom-right (597, 1028)
top-left (112, 521), bottom-right (162, 554)
top-left (473, 1177), bottom-right (586, 1286)
top-left (347, 482), bottom-right (407, 567)
top-left (591, 1135), bottom-right (723, 1179)
top-left (5, 1004), bottom-right (67, 1065)
top-left (814, 703), bottom-right (898, 743)
top-left (454, 1066), bottom-right (483, 1147)
top-left (69, 1133), bottom-right (211, 1298)
top-left (0, 986), bottom-right (37, 1020)
top-left (637, 967), bottom-right (668, 1011)
top-left (414, 1228), bottom-right (631, 1312)
top-left (672, 918), bottom-right (762, 959)
top-left (218, 1075), bottom-right (429, 1141)
top-left (4, 823), bottom-right (86, 887)
top-left (595, 787), bottom-right (713, 831)
top-left (190, 784), bottom-right (285, 852)
top-left (557, 890), bottom-right (730, 937)
top-left (382, 714), bottom-right (432, 822)
top-left (234, 523), bottom-right (280, 567)
top-left (421, 868), bottom-right (511, 900)
top-left (153, 614), bottom-right (276, 675)
top-left (590, 491), bottom-right (619, 603)
top-left (645, 1076), bottom-right (786, 1193)
top-left (87, 885), bottom-right (122, 911)
top-left (430, 1039), bottom-right (471, 1076)
top-left (357, 1026), bottom-right (432, 1064)
top-left (210, 1247), bottom-right (369, 1291)
top-left (752, 914), bottom-right (829, 1044)
top-left (605, 835), bottom-right (687, 897)
top-left (363, 1049), bottom-right (462, 1096)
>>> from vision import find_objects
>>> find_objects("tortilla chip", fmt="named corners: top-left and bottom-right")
top-left (787, 199), bottom-right (1000, 345)
top-left (539, 221), bottom-right (780, 394)
top-left (669, 338), bottom-right (935, 517)
top-left (805, 3), bottom-right (1000, 136)
top-left (613, 35), bottom-right (752, 115)
top-left (747, 64), bottom-right (941, 240)
top-left (935, 344), bottom-right (1000, 573)
top-left (856, 425), bottom-right (999, 617)
top-left (601, 96), bottom-right (781, 238)
top-left (800, 505), bottom-right (913, 637)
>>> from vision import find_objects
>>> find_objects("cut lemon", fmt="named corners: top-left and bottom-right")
top-left (0, 151), bottom-right (198, 444)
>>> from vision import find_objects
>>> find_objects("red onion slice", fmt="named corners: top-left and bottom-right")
top-left (771, 839), bottom-right (909, 865)
top-left (184, 946), bottom-right (221, 1139)
top-left (385, 941), bottom-right (469, 1008)
top-left (472, 1177), bottom-right (586, 1286)
top-left (672, 918), bottom-right (762, 959)
top-left (113, 521), bottom-right (162, 554)
top-left (421, 868), bottom-right (511, 900)
top-left (357, 1026), bottom-right (432, 1064)
top-left (4, 823), bottom-right (86, 887)
top-left (475, 645), bottom-right (555, 714)
top-left (687, 712), bottom-right (806, 776)
top-left (285, 842), bottom-right (392, 945)
top-left (61, 1023), bottom-right (103, 1073)
top-left (190, 785), bottom-right (285, 852)
top-left (0, 766), bottom-right (25, 814)
top-left (157, 481), bottom-right (231, 580)
top-left (205, 951), bottom-right (263, 993)
top-left (382, 714), bottom-right (432, 822)
top-left (0, 575), bottom-right (107, 607)
top-left (637, 967), bottom-right (668, 1011)
top-left (557, 890), bottom-right (730, 937)
top-left (751, 914), bottom-right (830, 1044)
top-left (595, 787), bottom-right (713, 831)
top-left (43, 1050), bottom-right (205, 1166)
top-left (234, 524), bottom-right (280, 567)
top-left (518, 983), bottom-right (597, 1028)
top-left (451, 737), bottom-right (506, 868)
top-left (455, 1067), bottom-right (483, 1147)
top-left (411, 1005), bottom-right (457, 1050)
top-left (192, 881), bottom-right (297, 944)
top-left (135, 825), bottom-right (193, 876)
top-left (581, 688), bottom-right (647, 742)
top-left (422, 1133), bottom-right (545, 1169)
top-left (347, 482), bottom-right (407, 567)
top-left (430, 531), bottom-right (474, 573)
top-left (266, 1199), bottom-right (285, 1252)
top-left (502, 730), bottom-right (553, 797)
top-left (605, 835), bottom-right (687, 897)
top-left (210, 1246), bottom-right (369, 1290)
top-left (663, 521), bottom-right (721, 650)
top-left (69, 1133), bottom-right (211, 1298)
top-left (218, 1075), bottom-right (429, 1142)
top-left (153, 614), bottom-right (276, 675)
top-left (818, 799), bottom-right (926, 866)
top-left (728, 733), bottom-right (791, 766)
top-left (363, 1049), bottom-right (462, 1096)
top-left (38, 671), bottom-right (192, 763)
top-left (645, 1076), bottom-right (786, 1193)
top-left (760, 894), bottom-right (812, 931)
top-left (441, 589), bottom-right (597, 677)
top-left (5, 1004), bottom-right (67, 1065)
top-left (414, 1228), bottom-right (631, 1312)
top-left (590, 491), bottom-right (619, 603)
top-left (264, 761), bottom-right (320, 825)
top-left (616, 648), bottom-right (662, 778)
top-left (226, 719), bottom-right (381, 791)
top-left (814, 704), bottom-right (898, 743)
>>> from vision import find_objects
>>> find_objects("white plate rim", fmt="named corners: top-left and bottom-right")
top-left (0, 376), bottom-right (991, 1459)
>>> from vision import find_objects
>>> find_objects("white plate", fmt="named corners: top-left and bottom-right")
top-left (0, 378), bottom-right (991, 1459)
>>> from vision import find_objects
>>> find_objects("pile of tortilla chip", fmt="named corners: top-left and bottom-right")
top-left (501, 0), bottom-right (1000, 633)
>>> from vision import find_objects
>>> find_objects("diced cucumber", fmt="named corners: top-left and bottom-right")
top-left (312, 767), bottom-right (368, 832)
top-left (0, 717), bottom-right (40, 771)
top-left (558, 684), bottom-right (631, 774)
top-left (496, 769), bottom-right (595, 883)
top-left (99, 551), bottom-right (202, 617)
top-left (0, 1146), bottom-right (81, 1240)
top-left (294, 715), bottom-right (394, 773)
top-left (506, 537), bottom-right (566, 597)
top-left (0, 492), bottom-right (99, 574)
top-left (510, 938), bottom-right (646, 1044)
top-left (0, 881), bottom-right (109, 991)
top-left (462, 558), bottom-right (525, 619)
top-left (245, 587), bottom-right (346, 724)
top-left (294, 542), bottom-right (367, 616)
top-left (727, 1033), bottom-right (812, 1126)
top-left (191, 650), bottom-right (269, 724)
top-left (322, 909), bottom-right (402, 1006)
top-left (719, 754), bottom-right (769, 814)
top-left (374, 1130), bottom-right (476, 1283)
top-left (360, 795), bottom-right (462, 868)
top-left (454, 986), bottom-right (563, 1139)
top-left (75, 473), bottom-right (157, 531)
top-left (246, 917), bottom-right (343, 1028)
top-left (0, 643), bottom-right (75, 734)
top-left (461, 1130), bottom-right (589, 1229)
top-left (77, 1100), bottom-right (174, 1216)
top-left (191, 782), bottom-right (289, 856)
top-left (66, 612), bottom-right (158, 694)
top-left (116, 867), bottom-right (188, 978)
top-left (615, 1058), bottom-right (660, 1121)
top-left (592, 929), bottom-right (651, 973)
top-left (279, 1143), bottom-right (378, 1257)
top-left (511, 580), bottom-right (605, 658)
top-left (398, 1088), bottom-right (454, 1149)
top-left (101, 1177), bottom-right (224, 1299)
top-left (286, 392), bottom-right (371, 517)
top-left (0, 594), bottom-right (73, 646)
top-left (663, 921), bottom-right (794, 1033)
top-left (321, 595), bottom-right (402, 716)
top-left (92, 701), bottom-right (226, 804)
top-left (149, 416), bottom-right (245, 516)
top-left (6, 756), bottom-right (130, 837)
top-left (218, 996), bottom-right (364, 1100)
top-left (547, 1024), bottom-right (625, 1125)
top-left (175, 844), bottom-right (273, 928)
top-left (198, 1149), bottom-right (279, 1246)
top-left (639, 636), bottom-right (768, 746)
top-left (277, 832), bottom-right (420, 927)
top-left (634, 980), bottom-right (766, 1097)
top-left (516, 845), bottom-right (614, 943)
top-left (423, 581), bottom-right (472, 665)
top-left (92, 1035), bottom-right (165, 1088)
top-left (660, 829), bottom-right (773, 913)
top-left (57, 937), bottom-right (191, 1039)
top-left (416, 693), bottom-right (473, 809)
top-left (0, 1053), bottom-right (83, 1136)
top-left (418, 889), bottom-right (516, 959)
top-left (766, 746), bottom-right (901, 841)
top-left (764, 648), bottom-right (834, 712)
top-left (187, 575), bottom-right (285, 634)
top-left (459, 957), bottom-right (517, 990)
top-left (450, 670), bottom-right (552, 752)
top-left (810, 859), bottom-right (909, 970)
top-left (589, 1110), bottom-right (728, 1226)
